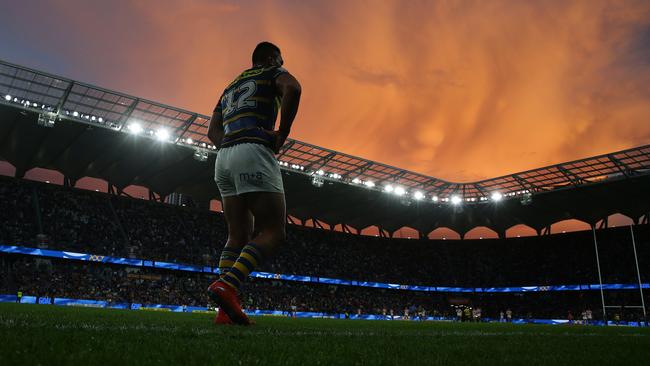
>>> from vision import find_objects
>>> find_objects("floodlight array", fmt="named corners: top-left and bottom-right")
top-left (278, 157), bottom-right (513, 206)
top-left (278, 160), bottom-right (305, 171)
top-left (120, 121), bottom-right (221, 150)
top-left (4, 94), bottom-right (56, 113)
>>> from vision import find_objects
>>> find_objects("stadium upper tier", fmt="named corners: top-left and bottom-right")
top-left (1, 58), bottom-right (650, 234)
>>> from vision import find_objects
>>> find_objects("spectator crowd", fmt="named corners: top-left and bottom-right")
top-left (3, 256), bottom-right (646, 322)
top-left (1, 176), bottom-right (649, 322)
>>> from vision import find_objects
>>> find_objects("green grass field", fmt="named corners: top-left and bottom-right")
top-left (1, 304), bottom-right (649, 365)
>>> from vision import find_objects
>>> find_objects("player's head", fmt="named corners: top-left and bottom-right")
top-left (252, 42), bottom-right (283, 68)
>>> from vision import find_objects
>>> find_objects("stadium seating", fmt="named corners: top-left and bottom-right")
top-left (1, 176), bottom-right (649, 320)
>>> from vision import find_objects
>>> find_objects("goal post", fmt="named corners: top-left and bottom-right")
top-left (592, 224), bottom-right (647, 326)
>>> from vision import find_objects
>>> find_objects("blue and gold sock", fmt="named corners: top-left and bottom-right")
top-left (217, 248), bottom-right (240, 279)
top-left (221, 243), bottom-right (263, 291)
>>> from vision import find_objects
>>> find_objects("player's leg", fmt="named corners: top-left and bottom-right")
top-left (219, 191), bottom-right (285, 291)
top-left (208, 192), bottom-right (282, 325)
top-left (245, 191), bottom-right (286, 255)
top-left (209, 145), bottom-right (254, 325)
top-left (211, 195), bottom-right (254, 325)
top-left (218, 195), bottom-right (254, 279)
top-left (208, 196), bottom-right (254, 325)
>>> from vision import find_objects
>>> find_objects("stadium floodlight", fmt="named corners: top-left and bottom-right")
top-left (491, 191), bottom-right (503, 202)
top-left (364, 180), bottom-right (375, 188)
top-left (413, 191), bottom-right (424, 200)
top-left (127, 122), bottom-right (143, 134)
top-left (4, 95), bottom-right (11, 101)
top-left (312, 176), bottom-right (324, 187)
top-left (186, 138), bottom-right (193, 145)
top-left (98, 117), bottom-right (103, 123)
top-left (72, 111), bottom-right (79, 117)
top-left (394, 186), bottom-right (406, 196)
top-left (352, 178), bottom-right (361, 184)
top-left (193, 149), bottom-right (208, 162)
top-left (316, 169), bottom-right (325, 176)
top-left (37, 113), bottom-right (56, 127)
top-left (384, 184), bottom-right (394, 193)
top-left (91, 116), bottom-right (96, 121)
top-left (432, 196), bottom-right (439, 202)
top-left (156, 128), bottom-right (170, 141)
top-left (451, 195), bottom-right (462, 205)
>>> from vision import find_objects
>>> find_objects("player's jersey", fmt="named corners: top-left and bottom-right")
top-left (215, 66), bottom-right (288, 149)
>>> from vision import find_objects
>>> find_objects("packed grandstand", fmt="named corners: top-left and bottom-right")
top-left (1, 59), bottom-right (649, 325)
top-left (0, 176), bottom-right (648, 323)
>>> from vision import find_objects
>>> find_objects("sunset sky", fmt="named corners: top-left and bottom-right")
top-left (1, 0), bottom-right (649, 182)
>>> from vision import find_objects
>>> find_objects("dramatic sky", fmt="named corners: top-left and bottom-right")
top-left (2, 0), bottom-right (650, 182)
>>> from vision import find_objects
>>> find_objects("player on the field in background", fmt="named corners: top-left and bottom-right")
top-left (463, 307), bottom-right (471, 322)
top-left (290, 296), bottom-right (297, 318)
top-left (206, 42), bottom-right (302, 325)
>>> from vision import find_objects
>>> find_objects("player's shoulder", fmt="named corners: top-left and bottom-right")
top-left (263, 66), bottom-right (289, 79)
top-left (225, 67), bottom-right (264, 89)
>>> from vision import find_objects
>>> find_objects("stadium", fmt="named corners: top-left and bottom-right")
top-left (3, 1), bottom-right (650, 362)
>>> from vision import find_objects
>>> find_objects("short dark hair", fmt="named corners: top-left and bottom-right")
top-left (252, 42), bottom-right (281, 65)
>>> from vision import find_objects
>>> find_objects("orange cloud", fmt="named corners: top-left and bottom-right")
top-left (261, 0), bottom-right (650, 180)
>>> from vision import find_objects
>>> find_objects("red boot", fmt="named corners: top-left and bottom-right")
top-left (207, 281), bottom-right (252, 326)
top-left (213, 308), bottom-right (233, 325)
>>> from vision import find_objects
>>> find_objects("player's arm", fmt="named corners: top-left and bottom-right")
top-left (207, 101), bottom-right (224, 147)
top-left (273, 72), bottom-right (302, 153)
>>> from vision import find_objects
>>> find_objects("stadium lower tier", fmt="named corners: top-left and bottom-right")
top-left (2, 176), bottom-right (649, 287)
top-left (1, 255), bottom-right (647, 322)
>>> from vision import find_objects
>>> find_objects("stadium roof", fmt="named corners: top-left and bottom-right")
top-left (1, 58), bottom-right (649, 237)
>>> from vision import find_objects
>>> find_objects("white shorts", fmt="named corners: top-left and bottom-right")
top-left (214, 143), bottom-right (284, 197)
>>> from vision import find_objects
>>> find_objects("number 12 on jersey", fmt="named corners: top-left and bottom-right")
top-left (222, 80), bottom-right (257, 117)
